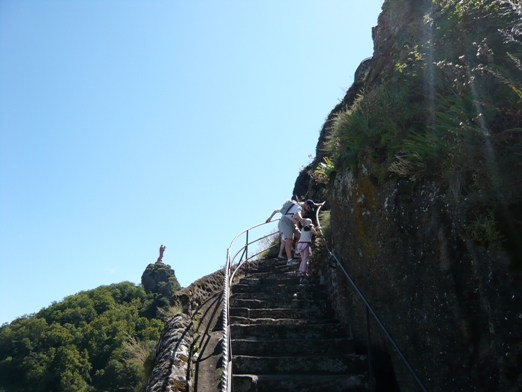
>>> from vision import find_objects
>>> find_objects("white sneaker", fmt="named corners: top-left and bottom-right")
top-left (287, 259), bottom-right (299, 265)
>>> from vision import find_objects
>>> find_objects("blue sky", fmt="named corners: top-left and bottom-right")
top-left (0, 0), bottom-right (383, 325)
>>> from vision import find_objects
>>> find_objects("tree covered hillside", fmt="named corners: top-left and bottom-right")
top-left (0, 281), bottom-right (169, 391)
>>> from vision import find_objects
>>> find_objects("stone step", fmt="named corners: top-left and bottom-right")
top-left (230, 297), bottom-right (329, 311)
top-left (233, 374), bottom-right (368, 392)
top-left (246, 258), bottom-right (294, 268)
top-left (242, 260), bottom-right (298, 270)
top-left (229, 316), bottom-right (338, 325)
top-left (231, 337), bottom-right (355, 356)
top-left (230, 323), bottom-right (349, 340)
top-left (229, 306), bottom-right (333, 320)
top-left (243, 260), bottom-right (290, 275)
top-left (232, 354), bottom-right (368, 375)
top-left (231, 290), bottom-right (328, 301)
top-left (244, 261), bottom-right (299, 274)
top-left (231, 282), bottom-right (325, 294)
top-left (242, 268), bottom-right (299, 278)
top-left (238, 275), bottom-right (320, 285)
top-left (228, 258), bottom-right (368, 391)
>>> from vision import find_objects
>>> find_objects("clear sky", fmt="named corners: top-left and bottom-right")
top-left (0, 0), bottom-right (383, 325)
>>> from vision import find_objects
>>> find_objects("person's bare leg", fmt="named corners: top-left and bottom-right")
top-left (293, 229), bottom-right (301, 257)
top-left (285, 238), bottom-right (293, 261)
top-left (278, 235), bottom-right (284, 258)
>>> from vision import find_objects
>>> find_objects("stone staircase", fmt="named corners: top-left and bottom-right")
top-left (229, 258), bottom-right (369, 392)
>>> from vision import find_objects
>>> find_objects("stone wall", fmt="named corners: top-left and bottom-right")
top-left (171, 270), bottom-right (225, 316)
top-left (146, 314), bottom-right (194, 392)
top-left (146, 269), bottom-right (225, 392)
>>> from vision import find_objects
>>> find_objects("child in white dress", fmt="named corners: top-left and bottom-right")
top-left (297, 218), bottom-right (316, 277)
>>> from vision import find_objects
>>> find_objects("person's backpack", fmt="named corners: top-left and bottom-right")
top-left (280, 200), bottom-right (297, 215)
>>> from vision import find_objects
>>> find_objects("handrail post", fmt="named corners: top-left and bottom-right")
top-left (227, 359), bottom-right (233, 392)
top-left (245, 230), bottom-right (249, 261)
top-left (366, 306), bottom-right (374, 392)
top-left (221, 249), bottom-right (230, 392)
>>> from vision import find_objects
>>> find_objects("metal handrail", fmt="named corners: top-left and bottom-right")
top-left (220, 207), bottom-right (428, 391)
top-left (221, 219), bottom-right (280, 392)
top-left (315, 205), bottom-right (428, 392)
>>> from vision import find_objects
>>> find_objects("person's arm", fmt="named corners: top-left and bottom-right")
top-left (266, 209), bottom-right (280, 223)
top-left (294, 209), bottom-right (306, 226)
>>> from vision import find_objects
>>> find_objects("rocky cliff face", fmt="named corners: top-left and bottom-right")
top-left (328, 173), bottom-right (522, 391)
top-left (294, 1), bottom-right (522, 391)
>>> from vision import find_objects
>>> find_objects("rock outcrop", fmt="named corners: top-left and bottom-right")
top-left (141, 263), bottom-right (181, 298)
top-left (293, 1), bottom-right (522, 391)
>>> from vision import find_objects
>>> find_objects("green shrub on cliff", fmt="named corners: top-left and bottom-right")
top-left (0, 282), bottom-right (166, 391)
top-left (326, 0), bottom-right (522, 188)
top-left (314, 156), bottom-right (337, 182)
